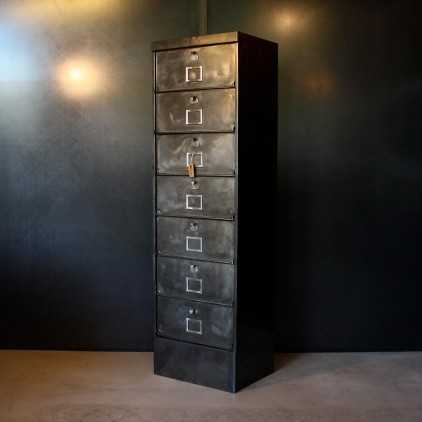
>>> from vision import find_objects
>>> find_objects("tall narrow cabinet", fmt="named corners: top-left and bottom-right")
top-left (152, 32), bottom-right (278, 392)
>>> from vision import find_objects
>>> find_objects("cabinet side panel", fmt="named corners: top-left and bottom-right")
top-left (235, 35), bottom-right (278, 390)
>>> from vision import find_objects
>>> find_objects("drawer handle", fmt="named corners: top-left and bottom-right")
top-left (185, 65), bottom-right (203, 82)
top-left (186, 277), bottom-right (203, 294)
top-left (186, 317), bottom-right (202, 335)
top-left (186, 236), bottom-right (202, 252)
top-left (186, 194), bottom-right (203, 210)
top-left (186, 151), bottom-right (204, 167)
top-left (185, 108), bottom-right (203, 125)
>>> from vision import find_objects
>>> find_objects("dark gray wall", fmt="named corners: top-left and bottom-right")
top-left (208, 0), bottom-right (422, 351)
top-left (1, 0), bottom-right (421, 351)
top-left (0, 0), bottom-right (197, 350)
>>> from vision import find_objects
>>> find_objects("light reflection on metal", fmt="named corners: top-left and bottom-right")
top-left (56, 57), bottom-right (108, 99)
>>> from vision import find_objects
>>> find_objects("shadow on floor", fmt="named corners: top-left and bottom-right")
top-left (244, 352), bottom-right (378, 391)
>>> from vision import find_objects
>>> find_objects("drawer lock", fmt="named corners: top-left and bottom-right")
top-left (190, 264), bottom-right (199, 273)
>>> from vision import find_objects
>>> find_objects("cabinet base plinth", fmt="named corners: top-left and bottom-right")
top-left (154, 336), bottom-right (235, 392)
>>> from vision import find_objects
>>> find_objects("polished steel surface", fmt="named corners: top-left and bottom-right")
top-left (156, 217), bottom-right (235, 262)
top-left (156, 89), bottom-right (236, 133)
top-left (153, 31), bottom-right (240, 390)
top-left (156, 176), bottom-right (235, 219)
top-left (157, 296), bottom-right (234, 349)
top-left (153, 31), bottom-right (278, 391)
top-left (157, 256), bottom-right (235, 305)
top-left (156, 133), bottom-right (235, 176)
top-left (156, 44), bottom-right (236, 91)
top-left (152, 31), bottom-right (238, 51)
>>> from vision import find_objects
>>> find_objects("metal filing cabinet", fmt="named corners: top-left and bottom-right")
top-left (152, 32), bottom-right (278, 392)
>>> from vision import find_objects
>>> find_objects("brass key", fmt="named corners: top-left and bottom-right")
top-left (187, 163), bottom-right (195, 178)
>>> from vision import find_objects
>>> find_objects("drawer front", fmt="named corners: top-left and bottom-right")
top-left (157, 257), bottom-right (235, 305)
top-left (157, 296), bottom-right (233, 350)
top-left (156, 89), bottom-right (235, 133)
top-left (156, 133), bottom-right (235, 176)
top-left (157, 176), bottom-right (235, 219)
top-left (155, 44), bottom-right (236, 92)
top-left (157, 217), bottom-right (235, 263)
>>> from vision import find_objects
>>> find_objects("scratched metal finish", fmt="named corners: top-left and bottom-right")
top-left (156, 217), bottom-right (235, 263)
top-left (156, 176), bottom-right (235, 219)
top-left (157, 256), bottom-right (235, 305)
top-left (152, 31), bottom-right (238, 51)
top-left (156, 44), bottom-right (236, 91)
top-left (156, 89), bottom-right (236, 133)
top-left (156, 133), bottom-right (235, 176)
top-left (157, 296), bottom-right (234, 350)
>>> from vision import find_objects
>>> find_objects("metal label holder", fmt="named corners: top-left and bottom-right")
top-left (186, 317), bottom-right (203, 335)
top-left (186, 276), bottom-right (203, 294)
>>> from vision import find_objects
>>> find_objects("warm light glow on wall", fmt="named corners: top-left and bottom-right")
top-left (56, 58), bottom-right (108, 99)
top-left (69, 68), bottom-right (83, 81)
top-left (277, 9), bottom-right (307, 34)
top-left (304, 72), bottom-right (335, 97)
top-left (279, 13), bottom-right (296, 30)
top-left (6, 0), bottom-right (123, 23)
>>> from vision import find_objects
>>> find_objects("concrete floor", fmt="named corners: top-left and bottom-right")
top-left (0, 351), bottom-right (421, 422)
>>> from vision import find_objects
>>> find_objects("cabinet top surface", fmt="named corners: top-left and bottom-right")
top-left (152, 31), bottom-right (277, 51)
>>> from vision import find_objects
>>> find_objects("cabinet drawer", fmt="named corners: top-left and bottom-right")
top-left (157, 296), bottom-right (233, 350)
top-left (157, 176), bottom-right (235, 219)
top-left (157, 257), bottom-right (235, 305)
top-left (155, 44), bottom-right (236, 92)
top-left (156, 89), bottom-right (235, 133)
top-left (156, 133), bottom-right (235, 176)
top-left (157, 217), bottom-right (235, 263)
